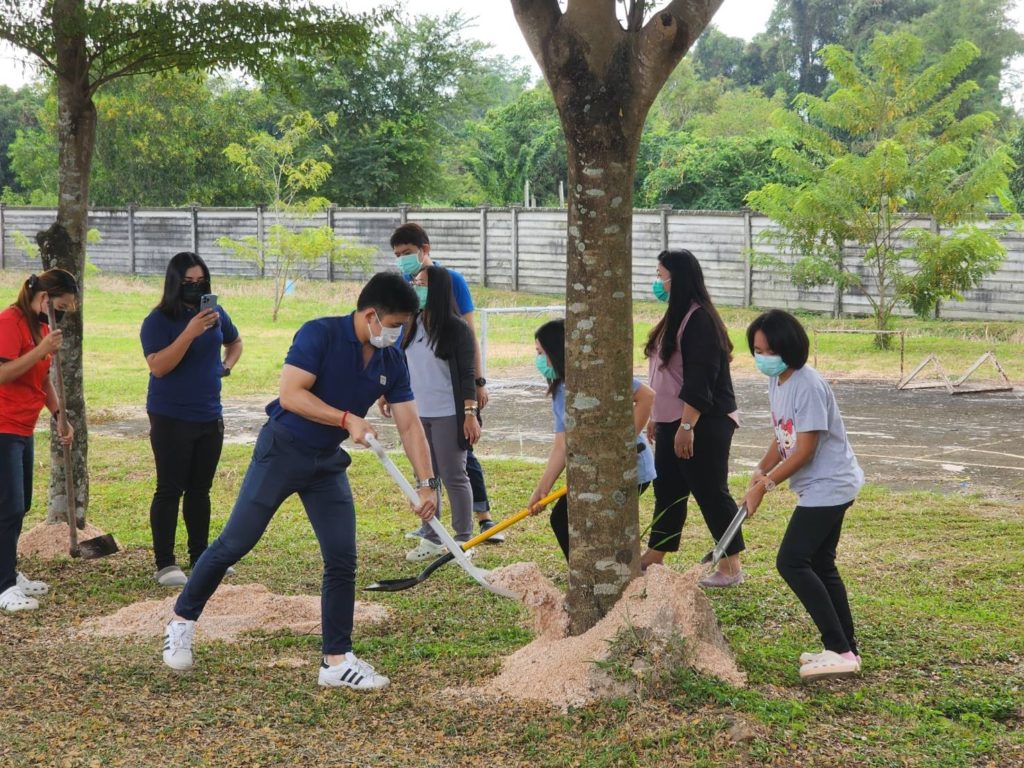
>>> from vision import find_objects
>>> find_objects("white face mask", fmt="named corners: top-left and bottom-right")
top-left (369, 310), bottom-right (403, 349)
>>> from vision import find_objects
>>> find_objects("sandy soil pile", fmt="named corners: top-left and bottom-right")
top-left (79, 583), bottom-right (390, 643)
top-left (470, 562), bottom-right (746, 709)
top-left (17, 521), bottom-right (113, 558)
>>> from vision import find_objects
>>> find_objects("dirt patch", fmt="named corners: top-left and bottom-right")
top-left (78, 583), bottom-right (390, 643)
top-left (18, 521), bottom-right (113, 559)
top-left (464, 562), bottom-right (745, 710)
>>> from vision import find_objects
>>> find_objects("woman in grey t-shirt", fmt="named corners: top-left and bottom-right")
top-left (743, 309), bottom-right (865, 683)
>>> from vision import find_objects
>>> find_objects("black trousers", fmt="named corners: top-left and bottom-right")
top-left (148, 412), bottom-right (224, 570)
top-left (648, 415), bottom-right (744, 556)
top-left (550, 482), bottom-right (651, 561)
top-left (776, 501), bottom-right (858, 655)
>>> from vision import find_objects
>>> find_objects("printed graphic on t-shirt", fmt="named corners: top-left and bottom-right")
top-left (772, 414), bottom-right (796, 457)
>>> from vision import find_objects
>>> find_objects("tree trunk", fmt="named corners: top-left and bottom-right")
top-left (513, 0), bottom-right (722, 634)
top-left (38, 0), bottom-right (94, 525)
top-left (561, 102), bottom-right (644, 636)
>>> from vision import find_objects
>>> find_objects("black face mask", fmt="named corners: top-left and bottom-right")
top-left (38, 310), bottom-right (65, 325)
top-left (181, 281), bottom-right (209, 306)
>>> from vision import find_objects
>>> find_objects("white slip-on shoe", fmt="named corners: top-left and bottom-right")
top-left (154, 566), bottom-right (187, 587)
top-left (16, 571), bottom-right (49, 596)
top-left (318, 652), bottom-right (390, 691)
top-left (405, 538), bottom-right (446, 562)
top-left (0, 585), bottom-right (39, 612)
top-left (800, 650), bottom-right (862, 666)
top-left (798, 650), bottom-right (860, 682)
top-left (162, 619), bottom-right (196, 671)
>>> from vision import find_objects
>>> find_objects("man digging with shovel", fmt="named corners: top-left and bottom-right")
top-left (161, 273), bottom-right (437, 690)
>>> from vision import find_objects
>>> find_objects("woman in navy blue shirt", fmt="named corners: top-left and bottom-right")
top-left (140, 252), bottom-right (242, 586)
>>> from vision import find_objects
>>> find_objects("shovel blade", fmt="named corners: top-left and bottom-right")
top-left (364, 577), bottom-right (420, 592)
top-left (78, 534), bottom-right (119, 560)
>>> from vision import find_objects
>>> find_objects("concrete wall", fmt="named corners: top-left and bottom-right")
top-left (2, 204), bottom-right (1022, 320)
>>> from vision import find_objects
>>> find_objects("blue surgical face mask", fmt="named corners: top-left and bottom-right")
top-left (396, 252), bottom-right (422, 278)
top-left (652, 279), bottom-right (669, 303)
top-left (535, 353), bottom-right (556, 381)
top-left (414, 284), bottom-right (428, 306)
top-left (754, 353), bottom-right (788, 378)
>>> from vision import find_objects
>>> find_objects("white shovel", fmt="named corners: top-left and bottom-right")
top-left (365, 435), bottom-right (517, 599)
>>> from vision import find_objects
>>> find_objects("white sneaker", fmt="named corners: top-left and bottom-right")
top-left (162, 619), bottom-right (195, 671)
top-left (798, 650), bottom-right (860, 682)
top-left (0, 585), bottom-right (39, 612)
top-left (155, 566), bottom-right (187, 587)
top-left (318, 652), bottom-right (390, 691)
top-left (405, 538), bottom-right (446, 562)
top-left (16, 571), bottom-right (49, 596)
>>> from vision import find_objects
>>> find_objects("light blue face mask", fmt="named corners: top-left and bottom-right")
top-left (754, 353), bottom-right (788, 378)
top-left (652, 279), bottom-right (669, 303)
top-left (535, 353), bottom-right (556, 381)
top-left (396, 252), bottom-right (422, 277)
top-left (414, 284), bottom-right (428, 306)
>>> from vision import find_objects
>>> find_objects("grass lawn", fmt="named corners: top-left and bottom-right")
top-left (0, 271), bottom-right (1022, 766)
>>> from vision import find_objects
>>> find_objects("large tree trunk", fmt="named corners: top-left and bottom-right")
top-left (513, 0), bottom-right (721, 634)
top-left (39, 0), bottom-right (93, 525)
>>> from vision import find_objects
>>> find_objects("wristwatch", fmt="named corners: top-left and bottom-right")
top-left (680, 422), bottom-right (692, 432)
top-left (416, 477), bottom-right (441, 490)
top-left (475, 377), bottom-right (487, 387)
top-left (762, 476), bottom-right (777, 492)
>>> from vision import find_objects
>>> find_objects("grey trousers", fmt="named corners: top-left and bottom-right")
top-left (421, 416), bottom-right (473, 543)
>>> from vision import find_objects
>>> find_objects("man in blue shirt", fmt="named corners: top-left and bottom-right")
top-left (161, 273), bottom-right (438, 691)
top-left (389, 222), bottom-right (503, 542)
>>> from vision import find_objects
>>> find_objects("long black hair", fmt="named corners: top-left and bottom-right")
top-left (534, 318), bottom-right (565, 398)
top-left (401, 266), bottom-right (463, 360)
top-left (155, 251), bottom-right (210, 320)
top-left (643, 249), bottom-right (732, 366)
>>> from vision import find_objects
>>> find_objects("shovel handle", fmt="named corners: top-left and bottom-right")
top-left (457, 487), bottom-right (567, 550)
top-left (47, 303), bottom-right (79, 556)
top-left (365, 434), bottom-right (420, 505)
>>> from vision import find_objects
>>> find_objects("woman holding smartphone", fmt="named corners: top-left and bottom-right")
top-left (140, 252), bottom-right (242, 586)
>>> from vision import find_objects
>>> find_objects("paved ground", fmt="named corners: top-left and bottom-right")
top-left (94, 376), bottom-right (1024, 501)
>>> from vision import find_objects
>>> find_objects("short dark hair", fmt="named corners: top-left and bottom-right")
top-left (534, 319), bottom-right (565, 397)
top-left (390, 222), bottom-right (430, 249)
top-left (746, 309), bottom-right (809, 369)
top-left (357, 272), bottom-right (419, 315)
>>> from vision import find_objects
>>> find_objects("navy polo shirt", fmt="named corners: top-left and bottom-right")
top-left (265, 313), bottom-right (414, 450)
top-left (141, 306), bottom-right (239, 422)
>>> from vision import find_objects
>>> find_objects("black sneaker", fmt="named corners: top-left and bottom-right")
top-left (478, 519), bottom-right (505, 544)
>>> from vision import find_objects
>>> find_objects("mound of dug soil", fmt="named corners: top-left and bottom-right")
top-left (468, 562), bottom-right (745, 709)
top-left (17, 521), bottom-right (113, 559)
top-left (79, 583), bottom-right (390, 643)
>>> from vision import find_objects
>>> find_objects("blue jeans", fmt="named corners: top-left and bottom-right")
top-left (0, 433), bottom-right (33, 593)
top-left (467, 447), bottom-right (490, 514)
top-left (175, 421), bottom-right (358, 654)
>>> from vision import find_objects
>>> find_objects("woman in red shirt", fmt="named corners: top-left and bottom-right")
top-left (0, 269), bottom-right (78, 612)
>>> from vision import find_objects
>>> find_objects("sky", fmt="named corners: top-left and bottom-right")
top-left (0, 0), bottom-right (774, 88)
top-left (1, 1), bottom-right (1022, 88)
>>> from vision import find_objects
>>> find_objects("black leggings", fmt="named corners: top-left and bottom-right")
top-left (648, 416), bottom-right (743, 556)
top-left (549, 482), bottom-right (651, 561)
top-left (148, 412), bottom-right (224, 569)
top-left (776, 501), bottom-right (857, 655)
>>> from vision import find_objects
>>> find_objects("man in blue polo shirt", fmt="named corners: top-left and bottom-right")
top-left (161, 273), bottom-right (438, 691)
top-left (389, 222), bottom-right (504, 543)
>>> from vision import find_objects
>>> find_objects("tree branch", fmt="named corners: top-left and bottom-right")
top-left (510, 0), bottom-right (562, 71)
top-left (634, 0), bottom-right (723, 109)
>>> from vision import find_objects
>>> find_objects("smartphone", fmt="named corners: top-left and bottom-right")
top-left (200, 294), bottom-right (218, 313)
